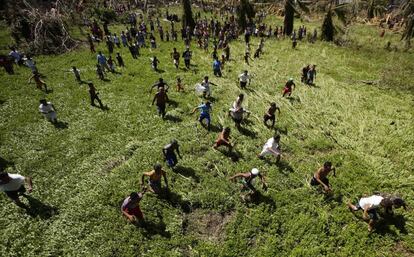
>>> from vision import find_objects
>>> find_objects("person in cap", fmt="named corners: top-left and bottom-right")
top-left (141, 164), bottom-right (169, 195)
top-left (0, 172), bottom-right (33, 206)
top-left (163, 140), bottom-right (182, 168)
top-left (213, 127), bottom-right (233, 151)
top-left (238, 70), bottom-right (251, 89)
top-left (229, 168), bottom-right (268, 198)
top-left (121, 188), bottom-right (147, 224)
top-left (263, 102), bottom-right (281, 128)
top-left (310, 161), bottom-right (336, 193)
top-left (258, 134), bottom-right (281, 163)
top-left (347, 195), bottom-right (407, 232)
top-left (191, 100), bottom-right (212, 131)
top-left (282, 78), bottom-right (296, 97)
top-left (39, 99), bottom-right (57, 123)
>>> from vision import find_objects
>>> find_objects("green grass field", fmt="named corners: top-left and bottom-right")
top-left (1, 11), bottom-right (414, 256)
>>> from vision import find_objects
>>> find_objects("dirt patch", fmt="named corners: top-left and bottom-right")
top-left (100, 156), bottom-right (128, 173)
top-left (393, 242), bottom-right (414, 257)
top-left (182, 210), bottom-right (234, 241)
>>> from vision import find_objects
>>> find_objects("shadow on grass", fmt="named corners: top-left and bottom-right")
top-left (237, 126), bottom-right (257, 139)
top-left (375, 214), bottom-right (407, 235)
top-left (139, 212), bottom-right (171, 239)
top-left (247, 191), bottom-right (276, 210)
top-left (53, 120), bottom-right (69, 129)
top-left (174, 165), bottom-right (200, 183)
top-left (218, 148), bottom-right (243, 162)
top-left (0, 157), bottom-right (14, 171)
top-left (287, 96), bottom-right (300, 104)
top-left (276, 160), bottom-right (295, 173)
top-left (164, 114), bottom-right (182, 123)
top-left (155, 69), bottom-right (165, 74)
top-left (22, 195), bottom-right (59, 219)
top-left (274, 126), bottom-right (288, 135)
top-left (92, 105), bottom-right (110, 111)
top-left (208, 123), bottom-right (222, 133)
top-left (168, 99), bottom-right (179, 107)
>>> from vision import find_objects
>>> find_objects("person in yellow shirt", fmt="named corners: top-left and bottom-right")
top-left (141, 164), bottom-right (168, 194)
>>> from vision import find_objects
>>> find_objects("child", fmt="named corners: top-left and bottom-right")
top-left (28, 71), bottom-right (48, 91)
top-left (176, 77), bottom-right (184, 92)
top-left (263, 102), bottom-right (280, 128)
top-left (213, 127), bottom-right (232, 151)
top-left (151, 56), bottom-right (160, 71)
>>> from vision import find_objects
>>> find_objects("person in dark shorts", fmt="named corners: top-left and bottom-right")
top-left (163, 139), bottom-right (182, 168)
top-left (141, 164), bottom-right (169, 194)
top-left (72, 66), bottom-right (81, 83)
top-left (282, 78), bottom-right (296, 97)
top-left (116, 53), bottom-right (125, 67)
top-left (0, 172), bottom-right (33, 206)
top-left (263, 102), bottom-right (281, 128)
top-left (150, 78), bottom-right (169, 93)
top-left (310, 161), bottom-right (336, 193)
top-left (229, 168), bottom-right (267, 199)
top-left (191, 100), bottom-right (212, 131)
top-left (88, 83), bottom-right (104, 108)
top-left (152, 87), bottom-right (169, 118)
top-left (121, 189), bottom-right (147, 224)
top-left (213, 127), bottom-right (232, 151)
top-left (171, 48), bottom-right (180, 69)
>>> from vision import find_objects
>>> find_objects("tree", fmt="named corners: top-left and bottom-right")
top-left (283, 0), bottom-right (309, 35)
top-left (182, 0), bottom-right (195, 31)
top-left (399, 0), bottom-right (414, 44)
top-left (321, 1), bottom-right (348, 42)
top-left (237, 0), bottom-right (255, 31)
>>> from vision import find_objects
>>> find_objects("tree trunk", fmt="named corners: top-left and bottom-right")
top-left (321, 9), bottom-right (334, 41)
top-left (284, 0), bottom-right (294, 35)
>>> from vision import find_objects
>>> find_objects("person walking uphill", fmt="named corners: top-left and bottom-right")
top-left (152, 87), bottom-right (169, 118)
top-left (0, 172), bottom-right (33, 206)
top-left (141, 164), bottom-right (169, 195)
top-left (163, 140), bottom-right (182, 168)
top-left (310, 161), bottom-right (336, 193)
top-left (88, 83), bottom-right (104, 109)
top-left (121, 189), bottom-right (147, 225)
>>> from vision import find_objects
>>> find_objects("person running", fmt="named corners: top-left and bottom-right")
top-left (141, 164), bottom-right (169, 194)
top-left (28, 71), bottom-right (48, 91)
top-left (182, 47), bottom-right (192, 69)
top-left (229, 168), bottom-right (268, 199)
top-left (87, 33), bottom-right (95, 53)
top-left (152, 87), bottom-right (169, 118)
top-left (108, 56), bottom-right (115, 72)
top-left (121, 189), bottom-right (147, 224)
top-left (171, 48), bottom-right (180, 69)
top-left (88, 83), bottom-right (104, 108)
top-left (129, 43), bottom-right (138, 59)
top-left (258, 135), bottom-right (281, 163)
top-left (176, 77), bottom-right (184, 92)
top-left (229, 94), bottom-right (250, 129)
top-left (39, 99), bottom-right (57, 123)
top-left (213, 127), bottom-right (233, 151)
top-left (25, 56), bottom-right (37, 73)
top-left (116, 53), bottom-right (125, 67)
top-left (282, 78), bottom-right (296, 97)
top-left (72, 66), bottom-right (81, 83)
top-left (238, 70), bottom-right (251, 89)
top-left (151, 56), bottom-right (160, 71)
top-left (212, 57), bottom-right (222, 77)
top-left (97, 51), bottom-right (109, 72)
top-left (191, 100), bottom-right (212, 131)
top-left (310, 161), bottom-right (336, 193)
top-left (0, 172), bottom-right (33, 206)
top-left (263, 102), bottom-right (281, 128)
top-left (347, 194), bottom-right (400, 232)
top-left (307, 65), bottom-right (317, 85)
top-left (163, 139), bottom-right (182, 168)
top-left (301, 65), bottom-right (310, 83)
top-left (150, 78), bottom-right (169, 93)
top-left (199, 76), bottom-right (217, 98)
top-left (96, 64), bottom-right (105, 80)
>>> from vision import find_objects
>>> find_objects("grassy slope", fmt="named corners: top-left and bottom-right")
top-left (0, 12), bottom-right (413, 257)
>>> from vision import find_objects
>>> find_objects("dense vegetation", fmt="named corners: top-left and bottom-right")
top-left (0, 6), bottom-right (413, 257)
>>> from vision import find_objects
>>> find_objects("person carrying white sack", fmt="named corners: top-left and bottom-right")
top-left (258, 134), bottom-right (281, 163)
top-left (195, 76), bottom-right (217, 98)
top-left (38, 99), bottom-right (57, 123)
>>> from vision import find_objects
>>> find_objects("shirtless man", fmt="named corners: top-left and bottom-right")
top-left (310, 161), bottom-right (336, 192)
top-left (152, 87), bottom-right (169, 118)
top-left (29, 72), bottom-right (48, 91)
top-left (229, 168), bottom-right (268, 199)
top-left (213, 127), bottom-right (232, 151)
top-left (263, 102), bottom-right (281, 128)
top-left (282, 78), bottom-right (296, 97)
top-left (141, 164), bottom-right (169, 194)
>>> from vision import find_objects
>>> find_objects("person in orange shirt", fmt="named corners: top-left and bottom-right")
top-left (141, 164), bottom-right (169, 194)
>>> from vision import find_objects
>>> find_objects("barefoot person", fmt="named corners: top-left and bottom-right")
top-left (229, 168), bottom-right (268, 199)
top-left (171, 47), bottom-right (180, 69)
top-left (121, 189), bottom-right (147, 224)
top-left (152, 87), bottom-right (169, 118)
top-left (282, 78), bottom-right (296, 97)
top-left (163, 139), bottom-right (182, 168)
top-left (263, 102), bottom-right (281, 128)
top-left (191, 100), bottom-right (212, 131)
top-left (238, 70), bottom-right (251, 89)
top-left (0, 172), bottom-right (33, 206)
top-left (141, 164), bottom-right (169, 194)
top-left (39, 99), bottom-right (57, 124)
top-left (88, 83), bottom-right (104, 108)
top-left (29, 71), bottom-right (48, 92)
top-left (213, 127), bottom-right (233, 151)
top-left (258, 135), bottom-right (282, 163)
top-left (310, 161), bottom-right (336, 192)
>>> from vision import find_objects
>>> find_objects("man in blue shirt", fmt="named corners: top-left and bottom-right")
top-left (191, 101), bottom-right (212, 131)
top-left (213, 57), bottom-right (222, 77)
top-left (97, 51), bottom-right (109, 71)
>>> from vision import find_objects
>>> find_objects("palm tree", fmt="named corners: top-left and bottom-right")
top-left (321, 1), bottom-right (348, 41)
top-left (283, 0), bottom-right (309, 35)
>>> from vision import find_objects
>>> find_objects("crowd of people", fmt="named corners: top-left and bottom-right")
top-left (1, 7), bottom-right (408, 234)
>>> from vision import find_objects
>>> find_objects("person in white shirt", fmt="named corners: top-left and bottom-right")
top-left (200, 76), bottom-right (217, 98)
top-left (258, 135), bottom-right (281, 162)
top-left (229, 94), bottom-right (250, 129)
top-left (39, 99), bottom-right (57, 123)
top-left (238, 70), bottom-right (251, 89)
top-left (0, 172), bottom-right (33, 205)
top-left (348, 194), bottom-right (407, 231)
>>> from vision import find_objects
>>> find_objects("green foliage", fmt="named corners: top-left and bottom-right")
top-left (237, 0), bottom-right (255, 31)
top-left (93, 7), bottom-right (117, 23)
top-left (0, 8), bottom-right (414, 257)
